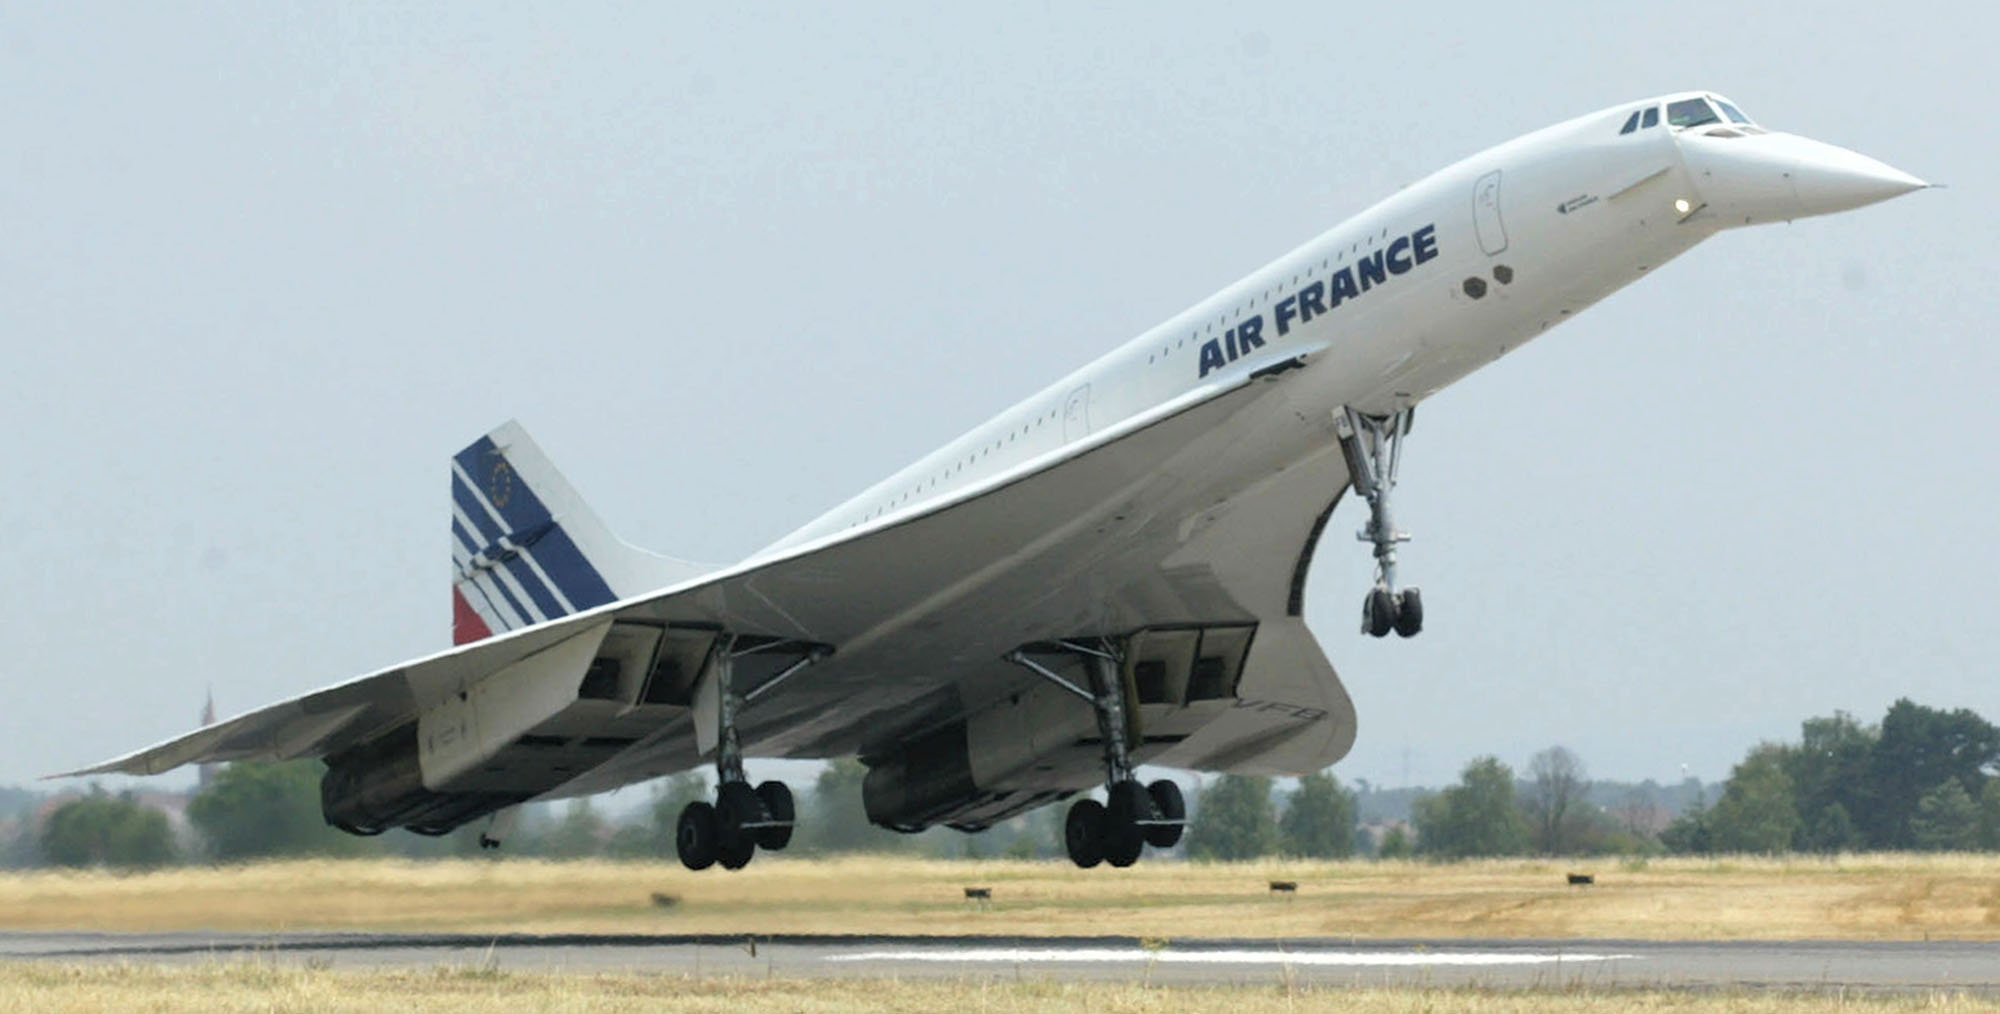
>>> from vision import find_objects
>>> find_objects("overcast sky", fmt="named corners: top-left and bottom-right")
top-left (3, 3), bottom-right (1994, 794)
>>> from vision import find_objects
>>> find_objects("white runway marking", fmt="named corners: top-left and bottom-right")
top-left (827, 948), bottom-right (1639, 967)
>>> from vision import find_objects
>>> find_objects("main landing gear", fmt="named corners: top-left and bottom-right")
top-left (676, 636), bottom-right (826, 871)
top-left (1007, 639), bottom-right (1185, 868)
top-left (1335, 406), bottom-right (1423, 639)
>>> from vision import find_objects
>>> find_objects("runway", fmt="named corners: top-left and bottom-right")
top-left (4, 932), bottom-right (1997, 993)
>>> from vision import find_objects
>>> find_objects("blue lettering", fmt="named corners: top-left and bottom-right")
top-left (1191, 226), bottom-right (1437, 378)
top-left (1298, 280), bottom-right (1327, 323)
top-left (1385, 235), bottom-right (1413, 274)
top-left (1198, 340), bottom-right (1226, 377)
top-left (1412, 224), bottom-right (1438, 264)
top-left (1328, 267), bottom-right (1359, 307)
top-left (1356, 250), bottom-right (1387, 292)
top-left (1273, 295), bottom-right (1298, 336)
top-left (1238, 314), bottom-right (1265, 352)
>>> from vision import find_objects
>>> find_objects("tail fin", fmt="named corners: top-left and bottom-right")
top-left (449, 421), bottom-right (713, 645)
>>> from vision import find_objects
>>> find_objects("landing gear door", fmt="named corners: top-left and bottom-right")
top-left (1473, 170), bottom-right (1508, 256)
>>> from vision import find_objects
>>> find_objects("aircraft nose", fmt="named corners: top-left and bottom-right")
top-left (1678, 130), bottom-right (1927, 226)
top-left (1785, 134), bottom-right (1927, 216)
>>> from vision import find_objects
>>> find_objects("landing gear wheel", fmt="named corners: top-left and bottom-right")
top-left (1394, 588), bottom-right (1424, 638)
top-left (716, 833), bottom-right (755, 871)
top-left (1144, 779), bottom-right (1186, 848)
top-left (715, 781), bottom-right (767, 844)
top-left (676, 801), bottom-right (719, 871)
top-left (1064, 798), bottom-right (1106, 868)
top-left (753, 781), bottom-right (795, 851)
top-left (1103, 781), bottom-right (1151, 867)
top-left (1364, 586), bottom-right (1396, 638)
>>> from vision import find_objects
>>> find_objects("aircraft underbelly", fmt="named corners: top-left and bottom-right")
top-left (552, 378), bottom-right (1360, 797)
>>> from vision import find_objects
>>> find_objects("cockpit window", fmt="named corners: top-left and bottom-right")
top-left (1667, 97), bottom-right (1720, 129)
top-left (1713, 98), bottom-right (1752, 125)
top-left (1619, 110), bottom-right (1641, 135)
top-left (1641, 106), bottom-right (1660, 128)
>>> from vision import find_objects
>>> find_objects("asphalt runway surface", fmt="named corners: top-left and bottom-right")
top-left (4, 932), bottom-right (1998, 993)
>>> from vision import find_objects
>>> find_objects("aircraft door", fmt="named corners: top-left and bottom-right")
top-left (1062, 385), bottom-right (1091, 442)
top-left (1473, 170), bottom-right (1508, 255)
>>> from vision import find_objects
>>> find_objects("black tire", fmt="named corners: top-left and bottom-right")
top-left (1145, 779), bottom-right (1186, 848)
top-left (1394, 587), bottom-right (1424, 638)
top-left (1104, 781), bottom-right (1151, 867)
top-left (717, 834), bottom-right (756, 871)
top-left (754, 780), bottom-right (795, 851)
top-left (1365, 586), bottom-right (1396, 637)
top-left (677, 801), bottom-right (719, 871)
top-left (716, 781), bottom-right (767, 842)
top-left (1064, 798), bottom-right (1106, 868)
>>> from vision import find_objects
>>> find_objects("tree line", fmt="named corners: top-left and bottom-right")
top-left (1394, 698), bottom-right (2000, 859)
top-left (11, 696), bottom-right (1996, 867)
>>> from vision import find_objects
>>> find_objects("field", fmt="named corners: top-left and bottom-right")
top-left (3, 853), bottom-right (2000, 940)
top-left (1, 964), bottom-right (1996, 1014)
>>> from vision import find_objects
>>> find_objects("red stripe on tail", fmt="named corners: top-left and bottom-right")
top-left (452, 587), bottom-right (494, 645)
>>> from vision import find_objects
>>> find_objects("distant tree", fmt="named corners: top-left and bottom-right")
top-left (1, 823), bottom-right (36, 869)
top-left (535, 799), bottom-right (610, 858)
top-left (1863, 700), bottom-right (2000, 848)
top-left (1375, 825), bottom-right (1414, 859)
top-left (1707, 745), bottom-right (1800, 854)
top-left (1280, 772), bottom-right (1356, 859)
top-left (986, 803), bottom-right (1062, 861)
top-left (40, 791), bottom-right (176, 869)
top-left (1981, 781), bottom-right (2000, 851)
top-left (1911, 779), bottom-right (1981, 852)
top-left (1185, 775), bottom-right (1279, 860)
top-left (1524, 747), bottom-right (1590, 855)
top-left (1412, 757), bottom-right (1528, 859)
top-left (1804, 802), bottom-right (1861, 854)
top-left (188, 761), bottom-right (368, 861)
top-left (1785, 712), bottom-right (1877, 850)
top-left (1612, 787), bottom-right (1660, 839)
top-left (1659, 803), bottom-right (1712, 856)
top-left (791, 759), bottom-right (923, 854)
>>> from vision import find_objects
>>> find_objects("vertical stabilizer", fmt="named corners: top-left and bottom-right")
top-left (449, 421), bottom-right (713, 645)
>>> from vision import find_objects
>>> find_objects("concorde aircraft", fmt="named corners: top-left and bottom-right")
top-left (67, 93), bottom-right (1925, 869)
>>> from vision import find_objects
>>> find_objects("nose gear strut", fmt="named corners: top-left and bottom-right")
top-left (1335, 406), bottom-right (1423, 638)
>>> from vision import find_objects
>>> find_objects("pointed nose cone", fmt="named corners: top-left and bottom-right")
top-left (1786, 135), bottom-right (1928, 216)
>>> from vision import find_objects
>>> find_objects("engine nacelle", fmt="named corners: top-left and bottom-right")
top-left (320, 725), bottom-right (527, 835)
top-left (862, 722), bottom-right (980, 832)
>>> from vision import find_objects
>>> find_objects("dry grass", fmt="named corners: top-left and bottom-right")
top-left (4, 853), bottom-right (2000, 940)
top-left (0, 964), bottom-right (1995, 1014)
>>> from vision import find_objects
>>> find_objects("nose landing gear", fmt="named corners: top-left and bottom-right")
top-left (1336, 406), bottom-right (1423, 639)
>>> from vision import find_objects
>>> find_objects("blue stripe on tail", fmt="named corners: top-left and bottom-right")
top-left (452, 437), bottom-right (618, 615)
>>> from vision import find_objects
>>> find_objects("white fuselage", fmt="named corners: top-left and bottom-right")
top-left (767, 92), bottom-right (1917, 554)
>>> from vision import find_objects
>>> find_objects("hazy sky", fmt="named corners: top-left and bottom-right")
top-left (3, 3), bottom-right (1994, 793)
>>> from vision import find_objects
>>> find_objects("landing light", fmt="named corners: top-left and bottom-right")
top-left (1674, 198), bottom-right (1691, 214)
